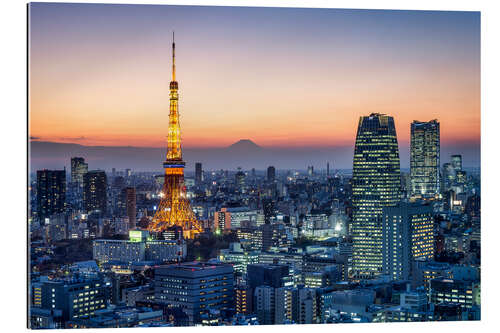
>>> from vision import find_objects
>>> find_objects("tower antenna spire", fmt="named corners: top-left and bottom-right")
top-left (172, 31), bottom-right (176, 81)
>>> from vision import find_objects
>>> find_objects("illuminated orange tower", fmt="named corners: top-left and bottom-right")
top-left (148, 33), bottom-right (202, 238)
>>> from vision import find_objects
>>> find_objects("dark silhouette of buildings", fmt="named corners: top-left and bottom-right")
top-left (83, 170), bottom-right (107, 214)
top-left (195, 162), bottom-right (202, 185)
top-left (36, 169), bottom-right (66, 222)
top-left (122, 187), bottom-right (136, 229)
top-left (267, 166), bottom-right (276, 182)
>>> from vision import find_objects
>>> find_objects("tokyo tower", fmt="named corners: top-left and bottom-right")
top-left (148, 33), bottom-right (203, 239)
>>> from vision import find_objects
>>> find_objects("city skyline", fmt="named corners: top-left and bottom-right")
top-left (27, 3), bottom-right (482, 329)
top-left (29, 3), bottom-right (480, 167)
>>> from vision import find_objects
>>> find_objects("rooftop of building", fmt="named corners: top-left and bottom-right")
top-left (36, 273), bottom-right (104, 286)
top-left (157, 261), bottom-right (233, 272)
top-left (221, 206), bottom-right (254, 212)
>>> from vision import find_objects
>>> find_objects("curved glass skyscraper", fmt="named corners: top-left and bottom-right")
top-left (351, 113), bottom-right (401, 279)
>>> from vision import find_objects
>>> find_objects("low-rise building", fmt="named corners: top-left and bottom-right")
top-left (93, 230), bottom-right (185, 264)
top-left (154, 262), bottom-right (234, 325)
top-left (33, 274), bottom-right (112, 322)
top-left (429, 278), bottom-right (480, 309)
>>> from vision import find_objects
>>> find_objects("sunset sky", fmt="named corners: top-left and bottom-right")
top-left (29, 3), bottom-right (480, 157)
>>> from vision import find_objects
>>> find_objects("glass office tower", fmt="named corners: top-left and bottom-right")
top-left (410, 120), bottom-right (440, 198)
top-left (351, 113), bottom-right (401, 278)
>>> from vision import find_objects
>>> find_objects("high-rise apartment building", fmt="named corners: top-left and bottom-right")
top-left (36, 169), bottom-right (66, 221)
top-left (70, 157), bottom-right (88, 185)
top-left (351, 113), bottom-right (401, 278)
top-left (410, 120), bottom-right (440, 198)
top-left (83, 170), bottom-right (107, 214)
top-left (235, 284), bottom-right (253, 314)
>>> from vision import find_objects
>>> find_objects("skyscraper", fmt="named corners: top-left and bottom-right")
top-left (410, 120), bottom-right (440, 198)
top-left (83, 170), bottom-right (107, 214)
top-left (235, 169), bottom-right (245, 189)
top-left (442, 162), bottom-right (455, 191)
top-left (351, 113), bottom-right (401, 278)
top-left (451, 154), bottom-right (462, 172)
top-left (122, 187), bottom-right (136, 229)
top-left (267, 166), bottom-right (276, 182)
top-left (307, 166), bottom-right (314, 177)
top-left (195, 162), bottom-right (202, 185)
top-left (70, 157), bottom-right (88, 211)
top-left (36, 169), bottom-right (66, 221)
top-left (70, 157), bottom-right (88, 185)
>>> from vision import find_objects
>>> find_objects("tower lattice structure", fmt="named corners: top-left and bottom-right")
top-left (148, 33), bottom-right (203, 239)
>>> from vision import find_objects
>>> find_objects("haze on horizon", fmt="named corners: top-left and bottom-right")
top-left (29, 3), bottom-right (480, 167)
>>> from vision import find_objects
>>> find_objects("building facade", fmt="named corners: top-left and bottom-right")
top-left (382, 202), bottom-right (435, 280)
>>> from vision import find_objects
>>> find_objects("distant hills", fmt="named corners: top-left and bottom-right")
top-left (29, 139), bottom-right (355, 172)
top-left (29, 139), bottom-right (479, 173)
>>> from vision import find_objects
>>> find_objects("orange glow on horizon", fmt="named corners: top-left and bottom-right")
top-left (28, 6), bottom-right (479, 151)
